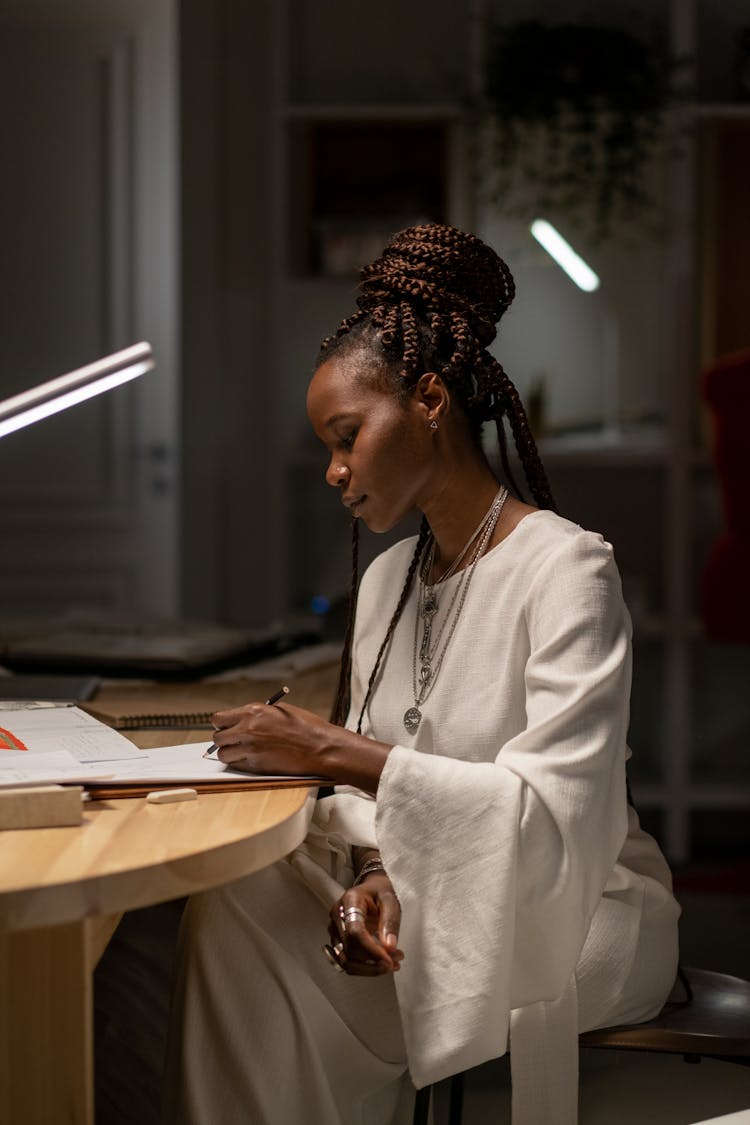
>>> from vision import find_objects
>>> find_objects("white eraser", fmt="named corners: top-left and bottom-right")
top-left (146, 787), bottom-right (198, 804)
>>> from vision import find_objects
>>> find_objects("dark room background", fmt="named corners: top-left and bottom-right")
top-left (0, 0), bottom-right (749, 866)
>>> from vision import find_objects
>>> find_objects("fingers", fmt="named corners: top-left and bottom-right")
top-left (212, 700), bottom-right (301, 735)
top-left (212, 703), bottom-right (278, 768)
top-left (210, 702), bottom-right (331, 778)
top-left (211, 703), bottom-right (264, 743)
top-left (326, 891), bottom-right (404, 977)
top-left (338, 902), bottom-right (386, 968)
top-left (323, 939), bottom-right (390, 977)
top-left (215, 745), bottom-right (257, 768)
top-left (212, 703), bottom-right (257, 730)
top-left (332, 904), bottom-right (391, 970)
top-left (376, 886), bottom-right (401, 953)
top-left (326, 933), bottom-right (399, 977)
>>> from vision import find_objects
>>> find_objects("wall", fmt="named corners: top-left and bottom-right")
top-left (179, 0), bottom-right (276, 624)
top-left (0, 0), bottom-right (179, 621)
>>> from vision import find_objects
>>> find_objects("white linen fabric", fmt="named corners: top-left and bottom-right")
top-left (162, 510), bottom-right (680, 1125)
top-left (161, 861), bottom-right (415, 1125)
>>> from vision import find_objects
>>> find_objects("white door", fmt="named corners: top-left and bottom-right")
top-left (0, 0), bottom-right (178, 624)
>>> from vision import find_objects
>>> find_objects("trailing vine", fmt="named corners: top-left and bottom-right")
top-left (479, 20), bottom-right (687, 241)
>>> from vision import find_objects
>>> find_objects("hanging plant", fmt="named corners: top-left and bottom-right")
top-left (479, 20), bottom-right (686, 241)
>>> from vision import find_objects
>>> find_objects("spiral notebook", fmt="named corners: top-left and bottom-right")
top-left (82, 690), bottom-right (235, 731)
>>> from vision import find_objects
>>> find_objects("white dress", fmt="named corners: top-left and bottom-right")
top-left (162, 511), bottom-right (680, 1125)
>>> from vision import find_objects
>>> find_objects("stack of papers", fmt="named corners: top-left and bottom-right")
top-left (0, 705), bottom-right (143, 767)
top-left (0, 705), bottom-right (322, 791)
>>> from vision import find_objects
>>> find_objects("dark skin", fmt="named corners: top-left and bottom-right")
top-left (327, 849), bottom-right (404, 976)
top-left (212, 348), bottom-right (536, 974)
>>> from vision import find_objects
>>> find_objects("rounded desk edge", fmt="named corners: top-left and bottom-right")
top-left (0, 786), bottom-right (317, 934)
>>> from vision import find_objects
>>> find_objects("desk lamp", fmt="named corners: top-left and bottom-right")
top-left (0, 340), bottom-right (155, 699)
top-left (0, 341), bottom-right (154, 439)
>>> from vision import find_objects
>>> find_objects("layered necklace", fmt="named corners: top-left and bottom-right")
top-left (403, 485), bottom-right (509, 733)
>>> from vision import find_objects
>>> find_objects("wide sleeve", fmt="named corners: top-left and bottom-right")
top-left (374, 532), bottom-right (631, 1087)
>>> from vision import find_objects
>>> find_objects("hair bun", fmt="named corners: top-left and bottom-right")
top-left (356, 222), bottom-right (515, 348)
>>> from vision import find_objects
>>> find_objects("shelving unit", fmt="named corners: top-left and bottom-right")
top-left (653, 0), bottom-right (750, 860)
top-left (269, 0), bottom-right (750, 862)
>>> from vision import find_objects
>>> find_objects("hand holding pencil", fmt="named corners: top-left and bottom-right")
top-left (203, 686), bottom-right (289, 758)
top-left (202, 686), bottom-right (332, 780)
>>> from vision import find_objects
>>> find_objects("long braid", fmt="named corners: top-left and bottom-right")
top-left (319, 222), bottom-right (557, 731)
top-left (355, 518), bottom-right (430, 734)
top-left (487, 355), bottom-right (557, 511)
top-left (329, 517), bottom-right (360, 727)
top-left (495, 414), bottom-right (525, 503)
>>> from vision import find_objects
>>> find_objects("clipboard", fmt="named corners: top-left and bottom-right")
top-left (84, 776), bottom-right (324, 801)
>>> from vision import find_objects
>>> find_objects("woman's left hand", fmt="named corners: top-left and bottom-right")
top-left (328, 873), bottom-right (404, 976)
top-left (211, 701), bottom-right (332, 777)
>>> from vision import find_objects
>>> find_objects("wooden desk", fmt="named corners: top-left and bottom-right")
top-left (0, 665), bottom-right (339, 1125)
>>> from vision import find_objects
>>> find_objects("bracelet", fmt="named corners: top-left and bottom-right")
top-left (353, 859), bottom-right (386, 886)
top-left (357, 857), bottom-right (385, 878)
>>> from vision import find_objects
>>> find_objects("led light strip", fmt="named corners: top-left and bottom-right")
top-left (0, 341), bottom-right (155, 439)
top-left (530, 220), bottom-right (600, 292)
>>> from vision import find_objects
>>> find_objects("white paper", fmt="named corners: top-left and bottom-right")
top-left (83, 741), bottom-right (322, 786)
top-left (0, 706), bottom-right (143, 762)
top-left (0, 750), bottom-right (113, 786)
top-left (0, 700), bottom-right (67, 711)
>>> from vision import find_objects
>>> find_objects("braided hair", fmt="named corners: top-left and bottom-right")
top-left (322, 223), bottom-right (556, 729)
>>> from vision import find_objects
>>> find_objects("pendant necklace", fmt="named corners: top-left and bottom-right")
top-left (403, 486), bottom-right (508, 734)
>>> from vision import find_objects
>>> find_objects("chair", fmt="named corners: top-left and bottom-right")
top-left (412, 968), bottom-right (750, 1125)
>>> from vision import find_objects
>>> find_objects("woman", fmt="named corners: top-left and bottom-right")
top-left (162, 224), bottom-right (679, 1125)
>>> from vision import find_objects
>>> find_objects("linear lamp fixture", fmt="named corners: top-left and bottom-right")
top-left (0, 341), bottom-right (154, 440)
top-left (530, 220), bottom-right (600, 292)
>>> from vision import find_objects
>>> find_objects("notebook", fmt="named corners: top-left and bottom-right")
top-left (82, 690), bottom-right (236, 730)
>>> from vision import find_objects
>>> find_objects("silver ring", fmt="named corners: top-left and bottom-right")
top-left (322, 943), bottom-right (345, 972)
top-left (343, 907), bottom-right (366, 927)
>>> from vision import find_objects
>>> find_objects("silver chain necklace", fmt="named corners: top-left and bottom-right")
top-left (421, 489), bottom-right (500, 586)
top-left (415, 485), bottom-right (505, 665)
top-left (403, 486), bottom-right (508, 733)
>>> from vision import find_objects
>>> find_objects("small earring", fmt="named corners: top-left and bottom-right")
top-left (429, 420), bottom-right (438, 431)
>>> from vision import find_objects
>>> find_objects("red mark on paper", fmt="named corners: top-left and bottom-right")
top-left (0, 728), bottom-right (28, 751)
